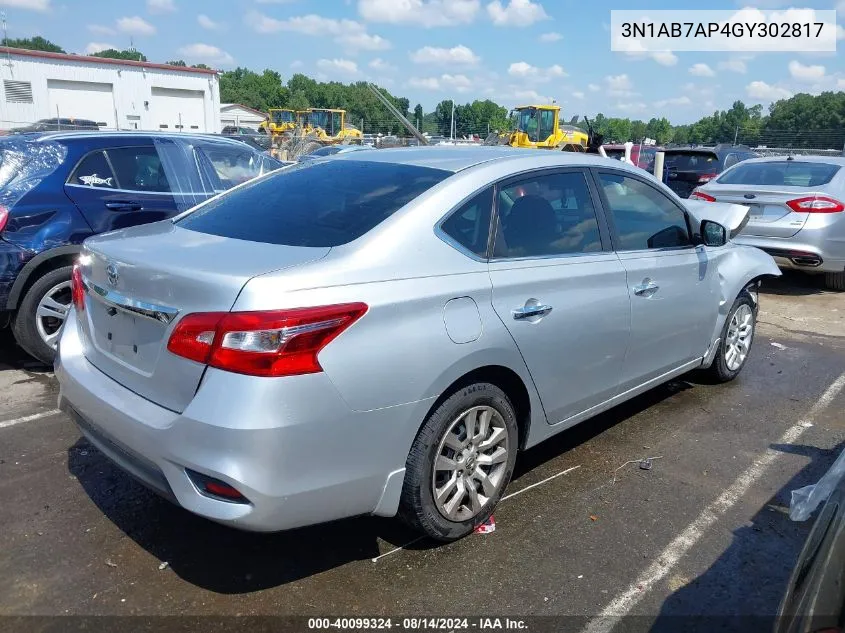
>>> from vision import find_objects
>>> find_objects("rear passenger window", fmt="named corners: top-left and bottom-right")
top-left (198, 144), bottom-right (263, 191)
top-left (69, 151), bottom-right (116, 188)
top-left (493, 171), bottom-right (602, 259)
top-left (440, 188), bottom-right (493, 258)
top-left (106, 147), bottom-right (171, 193)
top-left (598, 173), bottom-right (691, 250)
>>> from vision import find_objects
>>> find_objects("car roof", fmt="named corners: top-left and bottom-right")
top-left (730, 155), bottom-right (845, 166)
top-left (333, 145), bottom-right (637, 173)
top-left (27, 130), bottom-right (251, 147)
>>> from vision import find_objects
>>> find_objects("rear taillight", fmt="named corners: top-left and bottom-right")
top-left (690, 189), bottom-right (716, 202)
top-left (167, 303), bottom-right (368, 377)
top-left (786, 196), bottom-right (844, 213)
top-left (697, 173), bottom-right (718, 183)
top-left (71, 264), bottom-right (85, 312)
top-left (0, 205), bottom-right (8, 233)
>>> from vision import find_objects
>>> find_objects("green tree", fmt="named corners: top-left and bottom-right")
top-left (413, 104), bottom-right (424, 128)
top-left (434, 100), bottom-right (455, 136)
top-left (645, 117), bottom-right (672, 144)
top-left (1, 36), bottom-right (64, 53)
top-left (288, 89), bottom-right (309, 111)
top-left (192, 63), bottom-right (211, 70)
top-left (90, 48), bottom-right (147, 62)
top-left (166, 59), bottom-right (187, 67)
top-left (630, 119), bottom-right (647, 142)
top-left (220, 67), bottom-right (288, 111)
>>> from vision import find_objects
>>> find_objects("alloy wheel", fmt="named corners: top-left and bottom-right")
top-left (432, 405), bottom-right (510, 522)
top-left (725, 304), bottom-right (754, 371)
top-left (35, 280), bottom-right (71, 350)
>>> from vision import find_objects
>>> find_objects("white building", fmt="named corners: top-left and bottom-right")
top-left (0, 47), bottom-right (221, 133)
top-left (220, 103), bottom-right (266, 129)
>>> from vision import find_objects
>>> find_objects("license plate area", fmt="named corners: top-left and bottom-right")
top-left (88, 299), bottom-right (166, 374)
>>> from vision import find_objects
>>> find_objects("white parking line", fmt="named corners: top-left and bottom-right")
top-left (581, 371), bottom-right (845, 633)
top-left (372, 465), bottom-right (581, 562)
top-left (0, 408), bottom-right (62, 429)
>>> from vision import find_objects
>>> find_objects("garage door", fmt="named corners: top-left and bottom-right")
top-left (150, 87), bottom-right (206, 133)
top-left (47, 80), bottom-right (116, 129)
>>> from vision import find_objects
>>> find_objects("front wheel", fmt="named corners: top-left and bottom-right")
top-left (399, 383), bottom-right (518, 541)
top-left (706, 292), bottom-right (756, 383)
top-left (12, 265), bottom-right (74, 365)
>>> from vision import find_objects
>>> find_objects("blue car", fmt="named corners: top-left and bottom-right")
top-left (0, 131), bottom-right (284, 364)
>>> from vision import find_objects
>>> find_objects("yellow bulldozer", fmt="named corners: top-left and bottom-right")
top-left (259, 109), bottom-right (299, 137)
top-left (269, 108), bottom-right (364, 158)
top-left (484, 105), bottom-right (599, 152)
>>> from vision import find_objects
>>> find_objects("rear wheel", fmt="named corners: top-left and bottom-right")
top-left (12, 265), bottom-right (73, 365)
top-left (706, 292), bottom-right (756, 383)
top-left (824, 271), bottom-right (845, 291)
top-left (399, 383), bottom-right (518, 541)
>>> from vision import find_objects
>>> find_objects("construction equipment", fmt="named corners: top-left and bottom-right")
top-left (259, 109), bottom-right (298, 137)
top-left (366, 83), bottom-right (428, 145)
top-left (295, 108), bottom-right (363, 155)
top-left (484, 105), bottom-right (596, 152)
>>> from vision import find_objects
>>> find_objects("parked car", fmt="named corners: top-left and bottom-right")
top-left (56, 147), bottom-right (778, 541)
top-left (664, 144), bottom-right (757, 198)
top-left (220, 126), bottom-right (271, 151)
top-left (0, 131), bottom-right (284, 364)
top-left (297, 144), bottom-right (374, 162)
top-left (8, 118), bottom-right (100, 134)
top-left (692, 156), bottom-right (845, 290)
top-left (602, 144), bottom-right (662, 173)
top-left (221, 125), bottom-right (259, 136)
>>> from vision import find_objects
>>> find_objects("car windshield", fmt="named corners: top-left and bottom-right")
top-left (308, 111), bottom-right (330, 129)
top-left (177, 160), bottom-right (450, 247)
top-left (665, 151), bottom-right (718, 171)
top-left (717, 161), bottom-right (841, 187)
top-left (271, 111), bottom-right (294, 124)
top-left (515, 109), bottom-right (537, 136)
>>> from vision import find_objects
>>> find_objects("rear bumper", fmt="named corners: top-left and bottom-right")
top-left (56, 309), bottom-right (425, 532)
top-left (0, 239), bottom-right (30, 310)
top-left (733, 235), bottom-right (845, 274)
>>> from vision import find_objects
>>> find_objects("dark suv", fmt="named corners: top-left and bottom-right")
top-left (663, 144), bottom-right (757, 198)
top-left (0, 131), bottom-right (283, 363)
top-left (9, 118), bottom-right (100, 134)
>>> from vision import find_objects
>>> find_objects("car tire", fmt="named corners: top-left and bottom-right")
top-left (706, 292), bottom-right (757, 383)
top-left (399, 382), bottom-right (518, 541)
top-left (824, 271), bottom-right (845, 291)
top-left (12, 265), bottom-right (74, 366)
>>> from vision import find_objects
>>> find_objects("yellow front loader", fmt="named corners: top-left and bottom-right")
top-left (485, 105), bottom-right (591, 152)
top-left (296, 108), bottom-right (363, 154)
top-left (259, 109), bottom-right (299, 137)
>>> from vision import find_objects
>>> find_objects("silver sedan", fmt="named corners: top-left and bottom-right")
top-left (56, 147), bottom-right (779, 541)
top-left (693, 156), bottom-right (845, 290)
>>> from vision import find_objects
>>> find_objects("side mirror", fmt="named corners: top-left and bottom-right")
top-left (701, 219), bottom-right (727, 247)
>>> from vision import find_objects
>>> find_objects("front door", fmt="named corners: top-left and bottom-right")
top-left (488, 169), bottom-right (630, 425)
top-left (594, 170), bottom-right (719, 389)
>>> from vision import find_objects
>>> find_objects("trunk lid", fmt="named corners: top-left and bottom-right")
top-left (702, 186), bottom-right (817, 238)
top-left (664, 151), bottom-right (720, 199)
top-left (77, 221), bottom-right (330, 412)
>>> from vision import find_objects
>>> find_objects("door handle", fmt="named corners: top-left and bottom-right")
top-left (633, 279), bottom-right (659, 297)
top-left (105, 201), bottom-right (143, 211)
top-left (512, 304), bottom-right (553, 320)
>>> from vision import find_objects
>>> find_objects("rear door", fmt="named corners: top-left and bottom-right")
top-left (704, 160), bottom-right (842, 238)
top-left (594, 169), bottom-right (719, 388)
top-left (64, 145), bottom-right (180, 233)
top-left (487, 168), bottom-right (631, 426)
top-left (664, 150), bottom-right (720, 198)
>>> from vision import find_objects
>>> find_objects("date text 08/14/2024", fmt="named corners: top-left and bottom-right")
top-left (307, 618), bottom-right (529, 630)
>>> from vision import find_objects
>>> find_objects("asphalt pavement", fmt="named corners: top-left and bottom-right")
top-left (1, 271), bottom-right (843, 633)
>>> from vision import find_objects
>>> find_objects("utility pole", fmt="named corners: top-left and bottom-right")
top-left (734, 125), bottom-right (739, 145)
top-left (450, 100), bottom-right (455, 142)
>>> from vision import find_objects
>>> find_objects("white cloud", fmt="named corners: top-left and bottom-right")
top-left (369, 57), bottom-right (396, 72)
top-left (0, 0), bottom-right (50, 11)
top-left (147, 0), bottom-right (175, 14)
top-left (838, 78), bottom-right (845, 89)
top-left (539, 31), bottom-right (561, 42)
top-left (605, 74), bottom-right (633, 91)
top-left (408, 76), bottom-right (442, 90)
top-left (507, 61), bottom-right (567, 81)
top-left (337, 31), bottom-right (390, 52)
top-left (290, 60), bottom-right (303, 69)
top-left (442, 73), bottom-right (472, 92)
top-left (746, 80), bottom-right (792, 101)
top-left (615, 102), bottom-right (647, 113)
top-left (410, 45), bottom-right (480, 65)
top-left (244, 12), bottom-right (389, 53)
top-left (654, 96), bottom-right (692, 107)
top-left (487, 0), bottom-right (549, 27)
top-left (87, 24), bottom-right (116, 35)
top-left (718, 59), bottom-right (747, 73)
top-left (788, 60), bottom-right (825, 82)
top-left (588, 83), bottom-right (600, 92)
top-left (197, 14), bottom-right (221, 30)
top-left (650, 51), bottom-right (678, 66)
top-left (689, 63), bottom-right (715, 77)
top-left (358, 0), bottom-right (481, 27)
top-left (316, 58), bottom-right (360, 76)
top-left (116, 16), bottom-right (156, 36)
top-left (572, 91), bottom-right (584, 99)
top-left (177, 43), bottom-right (234, 66)
top-left (85, 42), bottom-right (117, 54)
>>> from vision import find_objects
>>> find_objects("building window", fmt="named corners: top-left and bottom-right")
top-left (4, 80), bottom-right (33, 104)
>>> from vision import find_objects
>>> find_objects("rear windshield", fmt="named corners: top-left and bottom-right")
top-left (604, 149), bottom-right (625, 160)
top-left (716, 161), bottom-right (841, 187)
top-left (177, 160), bottom-right (450, 247)
top-left (664, 151), bottom-right (719, 172)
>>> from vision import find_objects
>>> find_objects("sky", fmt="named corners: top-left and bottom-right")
top-left (0, 0), bottom-right (843, 124)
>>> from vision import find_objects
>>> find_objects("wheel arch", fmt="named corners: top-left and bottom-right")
top-left (6, 245), bottom-right (81, 310)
